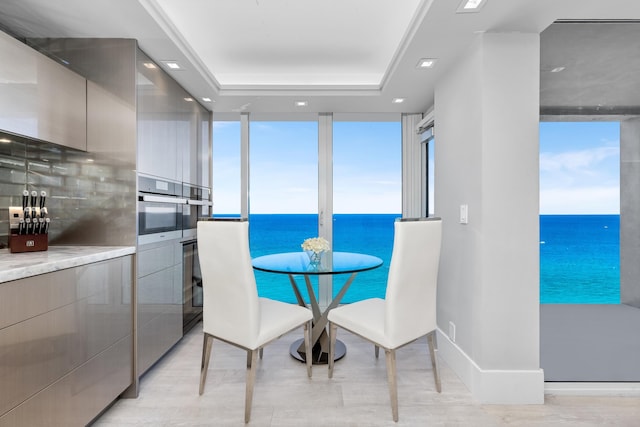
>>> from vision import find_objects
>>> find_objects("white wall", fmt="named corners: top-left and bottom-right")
top-left (433, 32), bottom-right (543, 403)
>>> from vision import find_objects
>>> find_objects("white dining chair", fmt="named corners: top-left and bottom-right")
top-left (197, 219), bottom-right (313, 423)
top-left (327, 217), bottom-right (442, 422)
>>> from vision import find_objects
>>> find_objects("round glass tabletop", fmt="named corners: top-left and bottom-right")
top-left (252, 251), bottom-right (383, 275)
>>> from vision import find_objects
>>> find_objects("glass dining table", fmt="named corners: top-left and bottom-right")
top-left (252, 251), bottom-right (383, 364)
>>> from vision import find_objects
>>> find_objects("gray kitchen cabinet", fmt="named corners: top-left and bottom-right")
top-left (0, 31), bottom-right (87, 151)
top-left (179, 100), bottom-right (199, 185)
top-left (137, 52), bottom-right (186, 182)
top-left (179, 98), bottom-right (210, 186)
top-left (199, 109), bottom-right (211, 189)
top-left (136, 238), bottom-right (183, 376)
top-left (137, 93), bottom-right (179, 180)
top-left (0, 255), bottom-right (133, 427)
top-left (137, 50), bottom-right (210, 185)
top-left (184, 105), bottom-right (211, 187)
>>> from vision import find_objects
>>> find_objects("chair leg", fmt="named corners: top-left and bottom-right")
top-left (259, 347), bottom-right (264, 359)
top-left (385, 349), bottom-right (399, 422)
top-left (199, 333), bottom-right (213, 395)
top-left (375, 345), bottom-right (380, 359)
top-left (427, 331), bottom-right (442, 393)
top-left (245, 349), bottom-right (259, 423)
top-left (304, 320), bottom-right (312, 378)
top-left (328, 322), bottom-right (337, 378)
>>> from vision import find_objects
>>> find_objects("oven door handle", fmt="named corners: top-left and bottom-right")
top-left (186, 200), bottom-right (213, 206)
top-left (140, 194), bottom-right (187, 204)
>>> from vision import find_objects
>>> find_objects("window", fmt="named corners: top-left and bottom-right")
top-left (249, 120), bottom-right (318, 301)
top-left (212, 120), bottom-right (241, 216)
top-left (333, 121), bottom-right (401, 301)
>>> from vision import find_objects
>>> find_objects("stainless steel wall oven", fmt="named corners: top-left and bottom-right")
top-left (182, 183), bottom-right (212, 239)
top-left (182, 239), bottom-right (203, 333)
top-left (138, 175), bottom-right (186, 244)
top-left (181, 183), bottom-right (209, 332)
top-left (137, 175), bottom-right (208, 340)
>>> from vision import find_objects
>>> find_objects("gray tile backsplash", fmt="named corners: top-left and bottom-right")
top-left (0, 130), bottom-right (136, 248)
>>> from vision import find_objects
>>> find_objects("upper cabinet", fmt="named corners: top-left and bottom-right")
top-left (198, 110), bottom-right (211, 189)
top-left (137, 50), bottom-right (210, 186)
top-left (0, 31), bottom-right (87, 151)
top-left (181, 102), bottom-right (210, 186)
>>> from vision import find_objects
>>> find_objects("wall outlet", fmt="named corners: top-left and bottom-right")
top-left (449, 321), bottom-right (456, 342)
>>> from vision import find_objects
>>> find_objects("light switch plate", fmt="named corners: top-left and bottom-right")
top-left (459, 204), bottom-right (468, 224)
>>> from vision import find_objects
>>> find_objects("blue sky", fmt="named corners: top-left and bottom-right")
top-left (539, 121), bottom-right (619, 215)
top-left (213, 121), bottom-right (401, 214)
top-left (213, 120), bottom-right (620, 215)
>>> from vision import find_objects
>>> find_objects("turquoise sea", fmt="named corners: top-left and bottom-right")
top-left (247, 214), bottom-right (620, 304)
top-left (540, 214), bottom-right (619, 304)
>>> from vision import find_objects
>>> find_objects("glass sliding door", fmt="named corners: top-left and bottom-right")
top-left (332, 120), bottom-right (401, 302)
top-left (249, 120), bottom-right (319, 302)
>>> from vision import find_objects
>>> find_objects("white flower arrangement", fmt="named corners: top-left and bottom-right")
top-left (301, 236), bottom-right (330, 254)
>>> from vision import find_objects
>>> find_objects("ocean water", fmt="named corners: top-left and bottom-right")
top-left (249, 214), bottom-right (398, 303)
top-left (247, 214), bottom-right (620, 304)
top-left (540, 214), bottom-right (619, 304)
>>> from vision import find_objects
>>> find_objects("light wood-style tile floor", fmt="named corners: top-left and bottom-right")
top-left (93, 323), bottom-right (640, 426)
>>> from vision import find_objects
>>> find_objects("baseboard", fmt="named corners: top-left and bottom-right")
top-left (545, 382), bottom-right (640, 396)
top-left (435, 328), bottom-right (544, 404)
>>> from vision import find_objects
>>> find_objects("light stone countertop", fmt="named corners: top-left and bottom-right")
top-left (0, 245), bottom-right (136, 284)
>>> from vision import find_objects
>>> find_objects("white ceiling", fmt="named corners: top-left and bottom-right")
top-left (0, 0), bottom-right (640, 115)
top-left (150, 0), bottom-right (423, 87)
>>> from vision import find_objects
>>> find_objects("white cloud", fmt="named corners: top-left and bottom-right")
top-left (540, 186), bottom-right (619, 215)
top-left (540, 146), bottom-right (619, 173)
top-left (539, 144), bottom-right (619, 214)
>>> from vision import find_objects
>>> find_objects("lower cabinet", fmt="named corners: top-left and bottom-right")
top-left (137, 239), bottom-right (183, 376)
top-left (0, 255), bottom-right (134, 427)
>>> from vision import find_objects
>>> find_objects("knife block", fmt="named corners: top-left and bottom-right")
top-left (9, 233), bottom-right (49, 253)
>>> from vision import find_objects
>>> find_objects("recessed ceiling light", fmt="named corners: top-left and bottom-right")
top-left (202, 97), bottom-right (212, 102)
top-left (143, 62), bottom-right (157, 69)
top-left (550, 66), bottom-right (566, 73)
top-left (295, 101), bottom-right (308, 107)
top-left (184, 97), bottom-right (194, 102)
top-left (457, 0), bottom-right (487, 13)
top-left (392, 98), bottom-right (405, 104)
top-left (162, 61), bottom-right (182, 70)
top-left (0, 138), bottom-right (12, 143)
top-left (417, 58), bottom-right (437, 68)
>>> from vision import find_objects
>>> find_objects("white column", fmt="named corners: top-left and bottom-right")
top-left (434, 32), bottom-right (543, 404)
